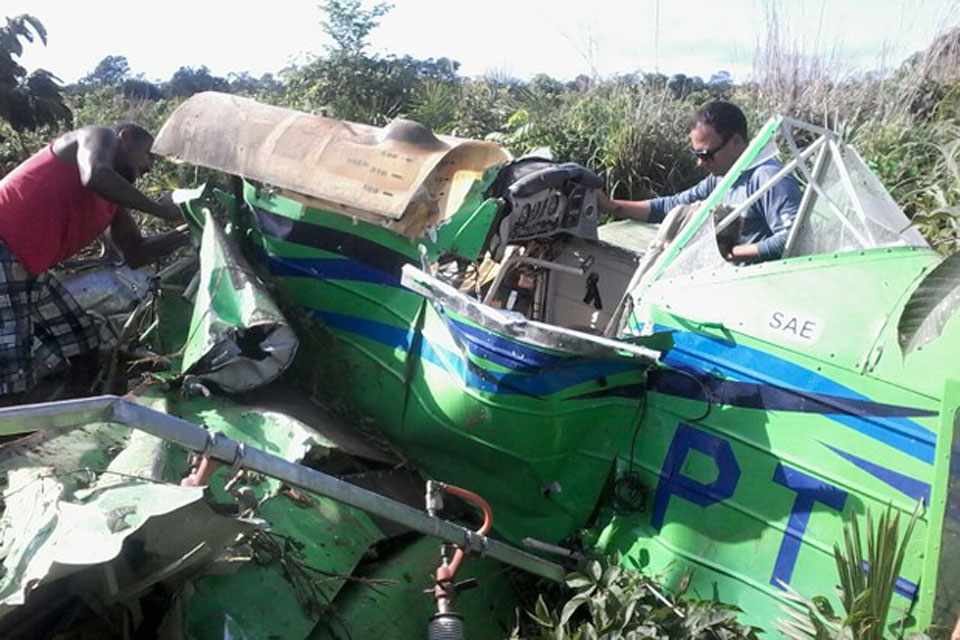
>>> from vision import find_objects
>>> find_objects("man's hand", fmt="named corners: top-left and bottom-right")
top-left (598, 191), bottom-right (653, 222)
top-left (109, 210), bottom-right (192, 268)
top-left (597, 191), bottom-right (614, 213)
top-left (725, 243), bottom-right (761, 262)
top-left (152, 193), bottom-right (183, 222)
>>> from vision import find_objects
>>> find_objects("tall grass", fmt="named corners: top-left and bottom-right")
top-left (742, 1), bottom-right (946, 130)
top-left (495, 83), bottom-right (701, 200)
top-left (734, 5), bottom-right (960, 248)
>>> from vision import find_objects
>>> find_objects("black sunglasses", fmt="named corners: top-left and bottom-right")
top-left (690, 136), bottom-right (730, 162)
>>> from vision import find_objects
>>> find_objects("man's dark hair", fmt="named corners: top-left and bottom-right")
top-left (694, 101), bottom-right (748, 142)
top-left (113, 122), bottom-right (153, 147)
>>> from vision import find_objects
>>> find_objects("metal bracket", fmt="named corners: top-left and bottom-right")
top-left (425, 480), bottom-right (444, 517)
top-left (463, 530), bottom-right (488, 556)
top-left (230, 442), bottom-right (246, 473)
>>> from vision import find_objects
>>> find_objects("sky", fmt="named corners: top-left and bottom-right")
top-left (6, 0), bottom-right (960, 85)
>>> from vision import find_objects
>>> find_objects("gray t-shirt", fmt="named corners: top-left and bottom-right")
top-left (648, 157), bottom-right (801, 260)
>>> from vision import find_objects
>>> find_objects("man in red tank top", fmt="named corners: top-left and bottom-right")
top-left (0, 123), bottom-right (190, 398)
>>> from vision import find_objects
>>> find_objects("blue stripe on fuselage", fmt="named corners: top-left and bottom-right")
top-left (446, 317), bottom-right (638, 382)
top-left (823, 443), bottom-right (931, 503)
top-left (647, 325), bottom-right (938, 464)
top-left (267, 251), bottom-right (938, 463)
top-left (312, 310), bottom-right (641, 397)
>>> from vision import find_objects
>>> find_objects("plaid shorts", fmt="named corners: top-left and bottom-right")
top-left (0, 241), bottom-right (102, 396)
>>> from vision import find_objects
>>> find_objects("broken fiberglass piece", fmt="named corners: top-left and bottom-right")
top-left (164, 393), bottom-right (386, 640)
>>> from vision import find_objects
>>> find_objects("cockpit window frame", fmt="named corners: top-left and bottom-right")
top-left (609, 116), bottom-right (930, 338)
top-left (642, 116), bottom-right (928, 284)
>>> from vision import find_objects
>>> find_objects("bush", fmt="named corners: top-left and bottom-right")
top-left (511, 553), bottom-right (762, 639)
top-left (779, 504), bottom-right (927, 640)
top-left (495, 83), bottom-right (699, 201)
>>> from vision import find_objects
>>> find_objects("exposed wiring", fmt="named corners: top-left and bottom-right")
top-left (670, 367), bottom-right (714, 423)
top-left (613, 388), bottom-right (649, 513)
top-left (612, 366), bottom-right (713, 513)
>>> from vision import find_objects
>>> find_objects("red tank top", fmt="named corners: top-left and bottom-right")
top-left (0, 144), bottom-right (119, 275)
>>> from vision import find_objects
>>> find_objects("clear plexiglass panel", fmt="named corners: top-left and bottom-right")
top-left (786, 141), bottom-right (927, 257)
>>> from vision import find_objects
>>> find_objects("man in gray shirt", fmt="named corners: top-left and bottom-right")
top-left (600, 101), bottom-right (800, 262)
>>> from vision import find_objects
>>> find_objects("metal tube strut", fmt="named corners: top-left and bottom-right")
top-left (0, 396), bottom-right (566, 582)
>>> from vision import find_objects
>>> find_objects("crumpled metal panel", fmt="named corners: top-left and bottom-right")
top-left (171, 395), bottom-right (386, 640)
top-left (153, 92), bottom-right (509, 223)
top-left (0, 470), bottom-right (207, 606)
top-left (59, 265), bottom-right (154, 318)
top-left (0, 394), bottom-right (254, 617)
top-left (181, 210), bottom-right (298, 392)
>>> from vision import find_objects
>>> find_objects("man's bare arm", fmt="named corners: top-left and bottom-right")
top-left (727, 243), bottom-right (761, 261)
top-left (108, 210), bottom-right (191, 268)
top-left (72, 127), bottom-right (180, 221)
top-left (597, 192), bottom-right (654, 222)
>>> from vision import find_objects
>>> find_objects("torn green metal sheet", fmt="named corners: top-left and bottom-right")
top-left (418, 165), bottom-right (503, 262)
top-left (147, 290), bottom-right (195, 371)
top-left (0, 383), bottom-right (567, 638)
top-left (181, 210), bottom-right (298, 393)
top-left (171, 395), bottom-right (386, 640)
top-left (0, 395), bottom-right (565, 584)
top-left (172, 395), bottom-right (334, 480)
top-left (182, 500), bottom-right (383, 640)
top-left (173, 184), bottom-right (211, 232)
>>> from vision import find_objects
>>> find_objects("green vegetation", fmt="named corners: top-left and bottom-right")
top-left (3, 6), bottom-right (960, 251)
top-left (510, 554), bottom-right (762, 639)
top-left (0, 14), bottom-right (71, 152)
top-left (1, 7), bottom-right (955, 639)
top-left (779, 504), bottom-right (929, 640)
top-left (513, 506), bottom-right (931, 640)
